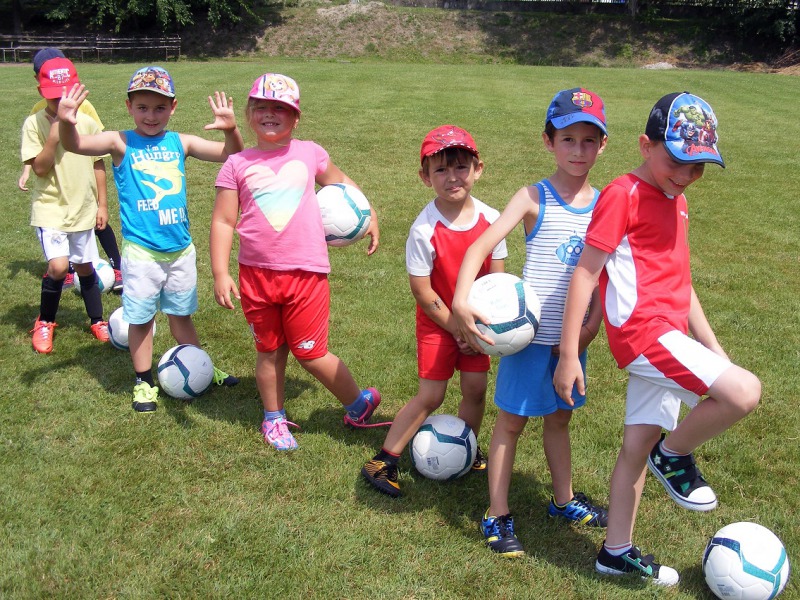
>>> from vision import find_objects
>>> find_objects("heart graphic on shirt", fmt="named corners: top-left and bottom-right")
top-left (244, 160), bottom-right (309, 231)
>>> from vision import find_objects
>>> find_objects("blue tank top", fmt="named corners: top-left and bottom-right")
top-left (114, 130), bottom-right (190, 252)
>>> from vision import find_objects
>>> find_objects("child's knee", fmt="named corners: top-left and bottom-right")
top-left (712, 367), bottom-right (761, 416)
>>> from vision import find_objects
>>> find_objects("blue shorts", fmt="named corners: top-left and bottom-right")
top-left (121, 241), bottom-right (198, 325)
top-left (494, 343), bottom-right (587, 417)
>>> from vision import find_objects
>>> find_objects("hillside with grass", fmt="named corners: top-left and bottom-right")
top-left (182, 0), bottom-right (797, 71)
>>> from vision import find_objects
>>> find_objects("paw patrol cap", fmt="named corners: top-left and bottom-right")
top-left (645, 91), bottom-right (724, 167)
top-left (546, 88), bottom-right (607, 136)
top-left (420, 125), bottom-right (479, 165)
top-left (127, 66), bottom-right (175, 98)
top-left (249, 73), bottom-right (301, 113)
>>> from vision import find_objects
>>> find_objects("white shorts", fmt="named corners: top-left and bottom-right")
top-left (36, 227), bottom-right (99, 265)
top-left (121, 241), bottom-right (198, 325)
top-left (624, 330), bottom-right (732, 430)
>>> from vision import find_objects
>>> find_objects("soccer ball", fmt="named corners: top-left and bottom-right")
top-left (107, 307), bottom-right (156, 351)
top-left (316, 183), bottom-right (371, 247)
top-left (703, 522), bottom-right (790, 600)
top-left (410, 414), bottom-right (477, 481)
top-left (466, 273), bottom-right (541, 357)
top-left (72, 259), bottom-right (115, 295)
top-left (157, 344), bottom-right (214, 400)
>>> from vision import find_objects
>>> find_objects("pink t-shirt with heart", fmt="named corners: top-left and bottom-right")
top-left (216, 140), bottom-right (331, 273)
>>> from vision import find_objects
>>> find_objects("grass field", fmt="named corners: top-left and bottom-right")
top-left (1, 60), bottom-right (798, 599)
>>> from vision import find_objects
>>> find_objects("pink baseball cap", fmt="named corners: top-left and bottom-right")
top-left (37, 57), bottom-right (79, 99)
top-left (249, 73), bottom-right (301, 113)
top-left (420, 125), bottom-right (479, 164)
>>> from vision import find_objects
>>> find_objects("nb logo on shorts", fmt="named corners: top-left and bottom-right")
top-left (297, 340), bottom-right (316, 350)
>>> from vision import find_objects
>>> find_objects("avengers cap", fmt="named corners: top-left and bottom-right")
top-left (645, 91), bottom-right (724, 167)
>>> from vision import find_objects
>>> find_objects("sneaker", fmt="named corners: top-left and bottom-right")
top-left (481, 511), bottom-right (525, 558)
top-left (132, 381), bottom-right (159, 413)
top-left (647, 434), bottom-right (717, 511)
top-left (213, 367), bottom-right (239, 387)
top-left (31, 318), bottom-right (57, 354)
top-left (548, 492), bottom-right (608, 527)
top-left (344, 388), bottom-right (390, 428)
top-left (472, 446), bottom-right (487, 471)
top-left (596, 544), bottom-right (680, 587)
top-left (62, 272), bottom-right (75, 290)
top-left (262, 416), bottom-right (299, 451)
top-left (90, 321), bottom-right (110, 343)
top-left (112, 269), bottom-right (123, 293)
top-left (361, 459), bottom-right (401, 498)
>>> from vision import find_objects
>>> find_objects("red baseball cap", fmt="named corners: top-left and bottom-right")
top-left (38, 57), bottom-right (79, 99)
top-left (420, 125), bottom-right (479, 165)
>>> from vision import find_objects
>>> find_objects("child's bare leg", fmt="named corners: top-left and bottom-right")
top-left (167, 314), bottom-right (201, 346)
top-left (457, 371), bottom-right (487, 436)
top-left (46, 256), bottom-right (70, 280)
top-left (297, 351), bottom-right (361, 404)
top-left (382, 378), bottom-right (447, 454)
top-left (606, 424), bottom-right (661, 547)
top-left (663, 365), bottom-right (760, 455)
top-left (543, 409), bottom-right (574, 504)
top-left (488, 409), bottom-right (528, 516)
top-left (128, 320), bottom-right (156, 373)
top-left (256, 345), bottom-right (290, 412)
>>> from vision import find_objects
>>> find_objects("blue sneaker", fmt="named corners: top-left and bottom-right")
top-left (344, 388), bottom-right (389, 428)
top-left (480, 511), bottom-right (525, 558)
top-left (213, 367), bottom-right (239, 387)
top-left (647, 433), bottom-right (717, 511)
top-left (548, 492), bottom-right (608, 527)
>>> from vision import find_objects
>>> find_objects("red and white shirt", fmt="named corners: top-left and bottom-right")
top-left (406, 197), bottom-right (507, 343)
top-left (586, 173), bottom-right (692, 368)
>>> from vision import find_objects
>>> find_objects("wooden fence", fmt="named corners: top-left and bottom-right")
top-left (0, 34), bottom-right (181, 63)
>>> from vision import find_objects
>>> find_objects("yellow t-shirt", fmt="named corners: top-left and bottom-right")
top-left (30, 98), bottom-right (104, 130)
top-left (21, 111), bottom-right (102, 231)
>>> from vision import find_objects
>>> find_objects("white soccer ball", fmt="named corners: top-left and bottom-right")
top-left (107, 307), bottom-right (156, 351)
top-left (410, 414), bottom-right (477, 481)
top-left (157, 344), bottom-right (214, 400)
top-left (72, 259), bottom-right (115, 295)
top-left (466, 272), bottom-right (541, 357)
top-left (316, 183), bottom-right (371, 247)
top-left (703, 522), bottom-right (791, 600)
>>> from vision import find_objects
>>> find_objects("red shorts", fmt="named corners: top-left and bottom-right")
top-left (239, 265), bottom-right (329, 359)
top-left (417, 335), bottom-right (490, 380)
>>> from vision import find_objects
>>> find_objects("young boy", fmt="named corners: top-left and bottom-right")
top-left (361, 125), bottom-right (507, 497)
top-left (452, 88), bottom-right (608, 557)
top-left (553, 92), bottom-right (761, 585)
top-left (20, 47), bottom-right (123, 293)
top-left (21, 57), bottom-right (110, 354)
top-left (58, 66), bottom-right (245, 412)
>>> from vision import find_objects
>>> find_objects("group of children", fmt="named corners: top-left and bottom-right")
top-left (21, 51), bottom-right (761, 586)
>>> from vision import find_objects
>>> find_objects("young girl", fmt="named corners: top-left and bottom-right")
top-left (211, 73), bottom-right (383, 451)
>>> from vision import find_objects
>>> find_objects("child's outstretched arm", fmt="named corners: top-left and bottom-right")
top-left (183, 92), bottom-right (244, 162)
top-left (210, 187), bottom-right (241, 310)
top-left (317, 163), bottom-right (380, 255)
top-left (452, 187), bottom-right (534, 352)
top-left (58, 84), bottom-right (126, 163)
top-left (553, 245), bottom-right (607, 405)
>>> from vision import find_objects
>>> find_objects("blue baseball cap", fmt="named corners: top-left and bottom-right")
top-left (546, 88), bottom-right (607, 136)
top-left (645, 91), bottom-right (724, 167)
top-left (33, 47), bottom-right (65, 75)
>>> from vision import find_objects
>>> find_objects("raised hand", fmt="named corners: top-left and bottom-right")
top-left (205, 91), bottom-right (236, 132)
top-left (58, 83), bottom-right (88, 125)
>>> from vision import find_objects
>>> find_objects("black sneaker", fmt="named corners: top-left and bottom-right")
top-left (647, 433), bottom-right (717, 511)
top-left (480, 511), bottom-right (525, 558)
top-left (361, 459), bottom-right (401, 498)
top-left (548, 492), bottom-right (608, 527)
top-left (472, 446), bottom-right (487, 471)
top-left (596, 544), bottom-right (679, 586)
